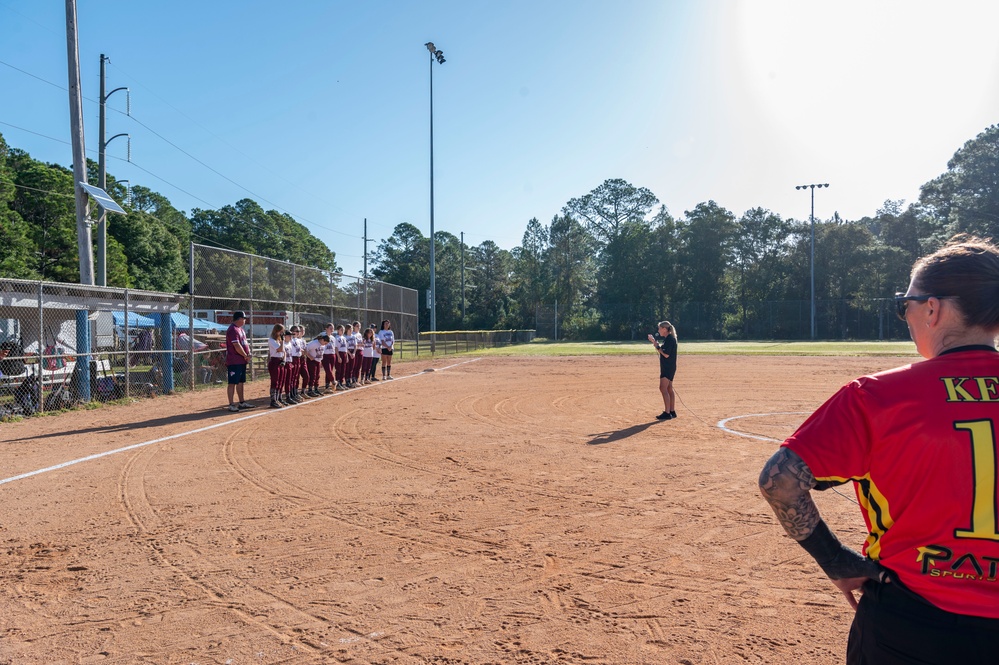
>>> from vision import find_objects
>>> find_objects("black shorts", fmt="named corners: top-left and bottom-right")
top-left (847, 574), bottom-right (999, 664)
top-left (227, 363), bottom-right (247, 385)
top-left (381, 348), bottom-right (393, 356)
top-left (660, 367), bottom-right (676, 381)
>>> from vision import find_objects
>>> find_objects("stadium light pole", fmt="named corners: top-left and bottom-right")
top-left (795, 183), bottom-right (829, 340)
top-left (426, 42), bottom-right (445, 341)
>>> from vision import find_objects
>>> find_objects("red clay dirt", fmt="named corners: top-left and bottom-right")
top-left (0, 354), bottom-right (910, 664)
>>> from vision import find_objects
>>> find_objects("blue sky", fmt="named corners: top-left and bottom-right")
top-left (3, 1), bottom-right (998, 278)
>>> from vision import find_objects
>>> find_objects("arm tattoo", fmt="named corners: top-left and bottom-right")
top-left (758, 448), bottom-right (820, 541)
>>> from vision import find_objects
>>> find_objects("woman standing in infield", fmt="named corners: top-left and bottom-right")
top-left (267, 324), bottom-right (286, 408)
top-left (647, 321), bottom-right (677, 420)
top-left (377, 319), bottom-right (395, 380)
top-left (759, 235), bottom-right (999, 664)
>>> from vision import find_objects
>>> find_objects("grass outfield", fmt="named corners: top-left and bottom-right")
top-left (398, 339), bottom-right (919, 358)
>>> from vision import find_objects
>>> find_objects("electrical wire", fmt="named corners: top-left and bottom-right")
top-left (105, 60), bottom-right (355, 220)
top-left (0, 58), bottom-right (361, 243)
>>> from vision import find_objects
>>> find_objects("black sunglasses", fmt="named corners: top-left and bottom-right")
top-left (894, 293), bottom-right (952, 321)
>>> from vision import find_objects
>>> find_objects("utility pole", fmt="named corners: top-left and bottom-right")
top-left (98, 54), bottom-right (129, 286)
top-left (66, 0), bottom-right (94, 285)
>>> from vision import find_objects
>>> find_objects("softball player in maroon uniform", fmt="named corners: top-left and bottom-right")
top-left (760, 236), bottom-right (999, 664)
top-left (344, 325), bottom-right (358, 388)
top-left (281, 330), bottom-right (296, 404)
top-left (266, 324), bottom-right (286, 408)
top-left (334, 325), bottom-right (348, 389)
top-left (305, 333), bottom-right (327, 397)
top-left (294, 326), bottom-right (310, 399)
top-left (360, 328), bottom-right (375, 384)
top-left (351, 321), bottom-right (364, 385)
top-left (321, 324), bottom-right (336, 393)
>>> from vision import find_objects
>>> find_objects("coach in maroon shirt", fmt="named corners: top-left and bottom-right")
top-left (225, 311), bottom-right (255, 412)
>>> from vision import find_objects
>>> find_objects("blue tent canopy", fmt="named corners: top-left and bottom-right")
top-left (111, 311), bottom-right (157, 328)
top-left (169, 312), bottom-right (227, 332)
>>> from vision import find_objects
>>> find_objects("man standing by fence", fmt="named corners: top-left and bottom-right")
top-left (225, 311), bottom-right (256, 412)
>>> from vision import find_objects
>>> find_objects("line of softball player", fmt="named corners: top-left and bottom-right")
top-left (264, 319), bottom-right (396, 408)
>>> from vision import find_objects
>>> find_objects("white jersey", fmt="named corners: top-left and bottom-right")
top-left (335, 334), bottom-right (348, 353)
top-left (282, 340), bottom-right (294, 362)
top-left (291, 337), bottom-right (304, 357)
top-left (305, 339), bottom-right (324, 362)
top-left (268, 338), bottom-right (284, 359)
top-left (377, 329), bottom-right (395, 350)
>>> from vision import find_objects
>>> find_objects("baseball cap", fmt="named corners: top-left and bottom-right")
top-left (232, 310), bottom-right (246, 321)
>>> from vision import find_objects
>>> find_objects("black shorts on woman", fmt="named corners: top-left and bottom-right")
top-left (659, 335), bottom-right (677, 380)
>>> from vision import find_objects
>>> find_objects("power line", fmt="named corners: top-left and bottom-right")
top-left (105, 60), bottom-right (354, 221)
top-left (112, 108), bottom-right (360, 240)
top-left (0, 57), bottom-right (361, 242)
top-left (0, 119), bottom-right (69, 144)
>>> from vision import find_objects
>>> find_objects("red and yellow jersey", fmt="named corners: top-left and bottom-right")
top-left (783, 347), bottom-right (999, 618)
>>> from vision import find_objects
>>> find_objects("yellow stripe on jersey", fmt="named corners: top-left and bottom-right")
top-left (813, 473), bottom-right (894, 560)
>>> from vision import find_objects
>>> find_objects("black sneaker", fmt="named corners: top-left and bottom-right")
top-left (669, 411), bottom-right (677, 419)
top-left (656, 411), bottom-right (672, 420)
top-left (270, 400), bottom-right (283, 409)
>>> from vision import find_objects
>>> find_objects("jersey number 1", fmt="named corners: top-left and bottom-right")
top-left (954, 419), bottom-right (999, 541)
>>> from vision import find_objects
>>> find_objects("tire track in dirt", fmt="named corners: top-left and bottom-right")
top-left (220, 408), bottom-right (506, 557)
top-left (117, 427), bottom-right (331, 658)
top-left (317, 405), bottom-right (592, 511)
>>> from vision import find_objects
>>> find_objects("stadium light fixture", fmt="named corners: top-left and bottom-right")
top-left (425, 41), bottom-right (445, 342)
top-left (795, 183), bottom-right (830, 340)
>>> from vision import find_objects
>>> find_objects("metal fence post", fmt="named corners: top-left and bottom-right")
top-left (36, 281), bottom-right (43, 411)
top-left (124, 288), bottom-right (130, 398)
top-left (248, 255), bottom-right (255, 381)
top-left (330, 270), bottom-right (335, 323)
top-left (160, 312), bottom-right (174, 394)
top-left (189, 241), bottom-right (195, 391)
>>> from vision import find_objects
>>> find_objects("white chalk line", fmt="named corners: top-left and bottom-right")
top-left (715, 411), bottom-right (810, 443)
top-left (0, 357), bottom-right (483, 487)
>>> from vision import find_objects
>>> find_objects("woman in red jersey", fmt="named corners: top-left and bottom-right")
top-left (759, 235), bottom-right (999, 664)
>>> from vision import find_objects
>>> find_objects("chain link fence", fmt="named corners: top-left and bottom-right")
top-left (0, 278), bottom-right (185, 418)
top-left (189, 243), bottom-right (418, 382)
top-left (0, 245), bottom-right (418, 418)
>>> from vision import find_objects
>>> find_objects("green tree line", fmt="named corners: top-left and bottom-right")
top-left (3, 125), bottom-right (997, 339)
top-left (372, 125), bottom-right (999, 339)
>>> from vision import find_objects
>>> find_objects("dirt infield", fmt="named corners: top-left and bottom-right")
top-left (0, 354), bottom-right (911, 664)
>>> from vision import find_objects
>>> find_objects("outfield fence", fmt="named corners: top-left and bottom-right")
top-left (415, 330), bottom-right (536, 355)
top-left (0, 244), bottom-right (419, 418)
top-left (537, 298), bottom-right (910, 341)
